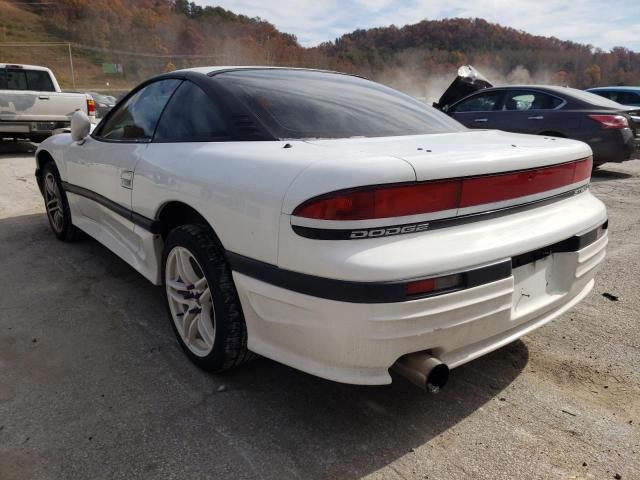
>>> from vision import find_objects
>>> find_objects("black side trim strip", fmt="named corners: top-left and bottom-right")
top-left (292, 187), bottom-right (587, 240)
top-left (228, 252), bottom-right (512, 304)
top-left (62, 182), bottom-right (161, 234)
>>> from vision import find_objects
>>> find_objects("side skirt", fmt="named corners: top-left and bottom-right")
top-left (64, 187), bottom-right (163, 285)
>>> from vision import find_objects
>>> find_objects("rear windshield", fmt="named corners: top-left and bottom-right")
top-left (565, 88), bottom-right (626, 109)
top-left (0, 68), bottom-right (55, 92)
top-left (216, 69), bottom-right (464, 139)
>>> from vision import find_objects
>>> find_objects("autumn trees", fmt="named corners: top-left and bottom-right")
top-left (8, 0), bottom-right (640, 92)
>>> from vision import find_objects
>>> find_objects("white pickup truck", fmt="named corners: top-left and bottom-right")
top-left (0, 64), bottom-right (96, 142)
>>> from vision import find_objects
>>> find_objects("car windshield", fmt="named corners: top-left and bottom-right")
top-left (565, 88), bottom-right (626, 108)
top-left (216, 69), bottom-right (464, 139)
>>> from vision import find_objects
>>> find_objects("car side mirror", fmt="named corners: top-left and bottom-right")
top-left (71, 110), bottom-right (91, 142)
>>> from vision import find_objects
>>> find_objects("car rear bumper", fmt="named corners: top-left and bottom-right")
top-left (589, 127), bottom-right (636, 164)
top-left (0, 120), bottom-right (70, 137)
top-left (234, 231), bottom-right (606, 385)
top-left (232, 192), bottom-right (607, 385)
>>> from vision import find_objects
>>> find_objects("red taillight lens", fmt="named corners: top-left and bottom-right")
top-left (459, 156), bottom-right (591, 207)
top-left (293, 180), bottom-right (460, 220)
top-left (588, 114), bottom-right (628, 129)
top-left (293, 157), bottom-right (592, 221)
top-left (573, 156), bottom-right (593, 182)
top-left (405, 273), bottom-right (463, 297)
top-left (87, 98), bottom-right (96, 116)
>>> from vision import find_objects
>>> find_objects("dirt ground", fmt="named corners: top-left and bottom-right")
top-left (0, 141), bottom-right (638, 480)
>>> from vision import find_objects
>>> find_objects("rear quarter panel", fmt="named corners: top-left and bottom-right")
top-left (134, 141), bottom-right (418, 265)
top-left (132, 141), bottom-right (337, 264)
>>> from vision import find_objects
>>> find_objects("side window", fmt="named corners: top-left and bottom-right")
top-left (96, 79), bottom-right (181, 141)
top-left (503, 91), bottom-right (563, 111)
top-left (616, 92), bottom-right (640, 106)
top-left (594, 90), bottom-right (614, 100)
top-left (155, 81), bottom-right (229, 142)
top-left (25, 70), bottom-right (55, 92)
top-left (451, 92), bottom-right (503, 112)
top-left (0, 69), bottom-right (28, 90)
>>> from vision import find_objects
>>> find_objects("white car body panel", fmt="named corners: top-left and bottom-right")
top-left (34, 67), bottom-right (608, 385)
top-left (0, 90), bottom-right (86, 122)
top-left (298, 130), bottom-right (588, 184)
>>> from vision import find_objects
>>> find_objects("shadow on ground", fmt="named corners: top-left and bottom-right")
top-left (0, 213), bottom-right (528, 479)
top-left (591, 165), bottom-right (635, 182)
top-left (0, 140), bottom-right (37, 156)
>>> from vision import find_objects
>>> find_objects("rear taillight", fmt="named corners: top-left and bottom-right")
top-left (293, 180), bottom-right (460, 221)
top-left (87, 98), bottom-right (96, 116)
top-left (293, 157), bottom-right (592, 221)
top-left (588, 114), bottom-right (628, 129)
top-left (458, 159), bottom-right (589, 207)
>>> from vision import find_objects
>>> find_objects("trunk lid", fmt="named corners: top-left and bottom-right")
top-left (305, 129), bottom-right (592, 182)
top-left (433, 65), bottom-right (493, 112)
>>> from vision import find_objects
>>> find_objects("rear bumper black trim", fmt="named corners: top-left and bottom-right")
top-left (230, 220), bottom-right (607, 304)
top-left (511, 220), bottom-right (608, 268)
top-left (228, 253), bottom-right (512, 304)
top-left (61, 181), bottom-right (161, 234)
top-left (292, 186), bottom-right (587, 241)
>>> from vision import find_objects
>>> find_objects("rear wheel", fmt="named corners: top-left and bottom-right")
top-left (42, 162), bottom-right (82, 241)
top-left (162, 224), bottom-right (254, 372)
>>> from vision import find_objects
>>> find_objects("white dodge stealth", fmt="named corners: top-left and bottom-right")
top-left (35, 67), bottom-right (608, 390)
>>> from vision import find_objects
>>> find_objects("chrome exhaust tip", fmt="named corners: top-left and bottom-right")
top-left (391, 352), bottom-right (449, 393)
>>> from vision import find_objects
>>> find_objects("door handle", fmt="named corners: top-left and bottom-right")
top-left (474, 118), bottom-right (488, 123)
top-left (38, 95), bottom-right (50, 100)
top-left (528, 115), bottom-right (544, 120)
top-left (121, 171), bottom-right (134, 189)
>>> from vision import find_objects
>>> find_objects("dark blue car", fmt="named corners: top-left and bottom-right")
top-left (436, 66), bottom-right (639, 166)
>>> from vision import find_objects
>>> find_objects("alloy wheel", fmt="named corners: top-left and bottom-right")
top-left (165, 246), bottom-right (216, 357)
top-left (44, 172), bottom-right (64, 233)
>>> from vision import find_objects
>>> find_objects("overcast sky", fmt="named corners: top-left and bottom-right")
top-left (205, 0), bottom-right (640, 51)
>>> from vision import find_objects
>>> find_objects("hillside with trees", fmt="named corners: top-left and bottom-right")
top-left (319, 18), bottom-right (640, 95)
top-left (1, 0), bottom-right (638, 96)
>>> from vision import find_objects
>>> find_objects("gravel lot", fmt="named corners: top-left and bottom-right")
top-left (0, 141), bottom-right (638, 480)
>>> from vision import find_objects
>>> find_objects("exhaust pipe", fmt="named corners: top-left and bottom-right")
top-left (392, 352), bottom-right (449, 393)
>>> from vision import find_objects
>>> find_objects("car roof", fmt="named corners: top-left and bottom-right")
top-left (174, 65), bottom-right (366, 79)
top-left (0, 63), bottom-right (52, 72)
top-left (586, 86), bottom-right (640, 92)
top-left (483, 85), bottom-right (576, 93)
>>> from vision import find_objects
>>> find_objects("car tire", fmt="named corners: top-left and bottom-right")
top-left (162, 224), bottom-right (255, 372)
top-left (42, 162), bottom-right (82, 242)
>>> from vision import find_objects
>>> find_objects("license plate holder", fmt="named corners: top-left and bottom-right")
top-left (512, 256), bottom-right (556, 315)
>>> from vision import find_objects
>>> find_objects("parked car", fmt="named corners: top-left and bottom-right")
top-left (587, 86), bottom-right (640, 133)
top-left (435, 66), bottom-right (639, 166)
top-left (35, 67), bottom-right (607, 390)
top-left (0, 64), bottom-right (96, 142)
top-left (87, 91), bottom-right (116, 118)
top-left (587, 86), bottom-right (640, 107)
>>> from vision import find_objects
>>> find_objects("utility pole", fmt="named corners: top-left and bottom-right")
top-left (68, 43), bottom-right (76, 90)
